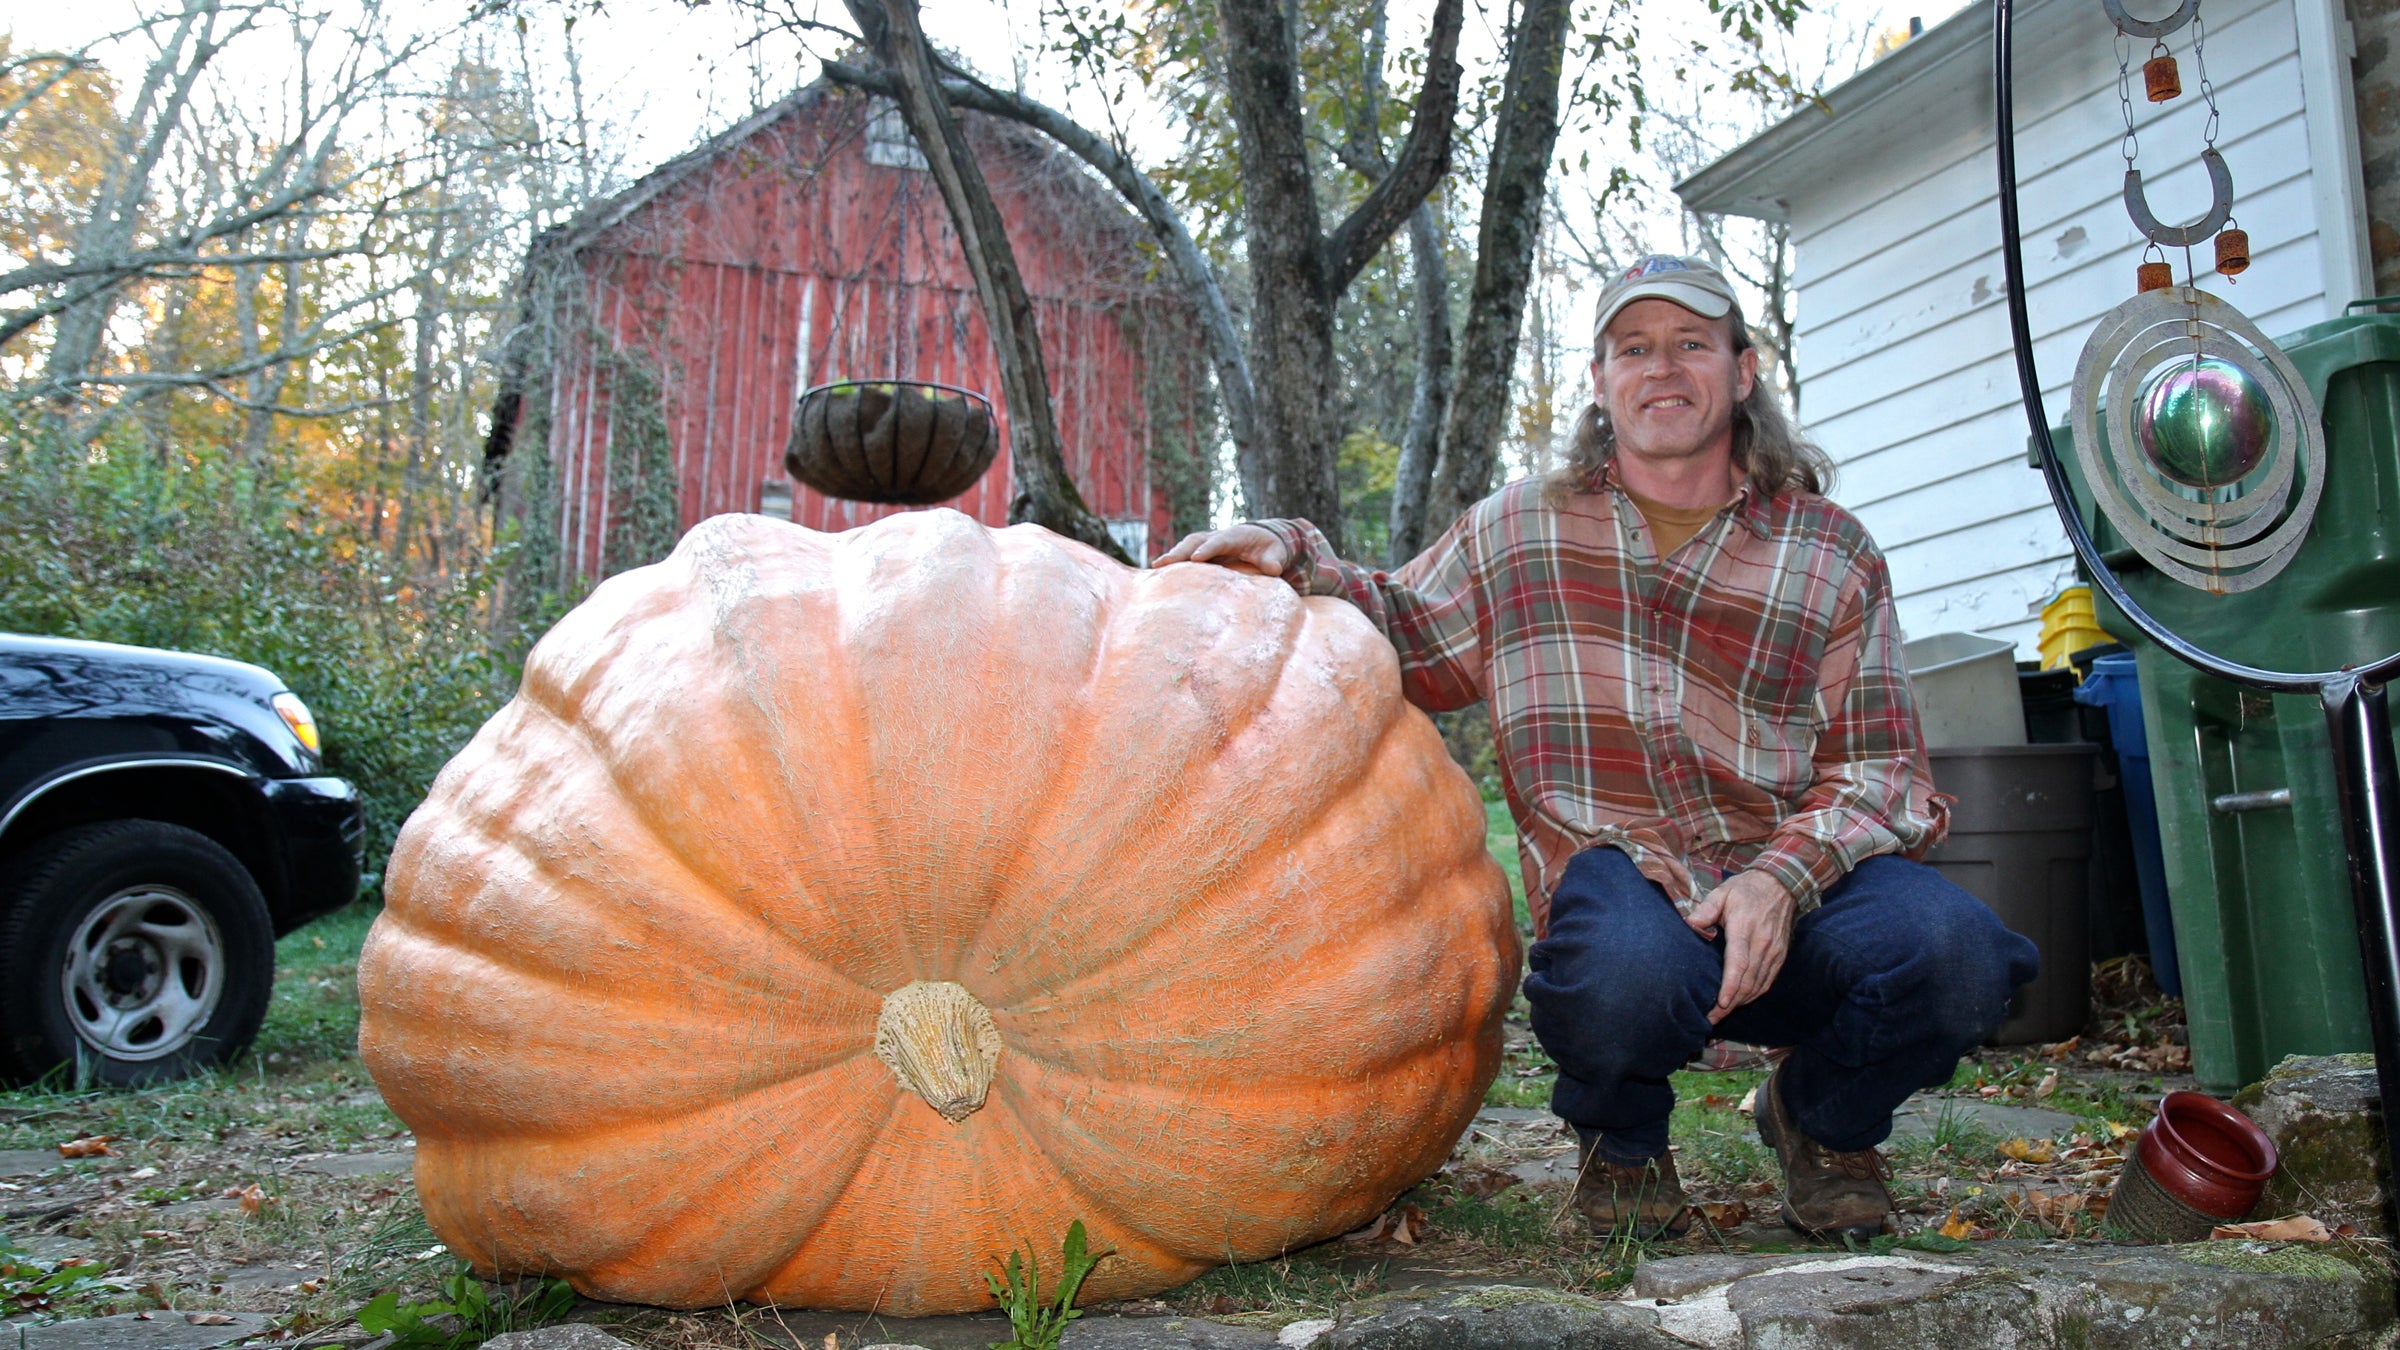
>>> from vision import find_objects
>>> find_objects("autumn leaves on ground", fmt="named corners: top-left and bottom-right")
top-left (0, 808), bottom-right (2205, 1348)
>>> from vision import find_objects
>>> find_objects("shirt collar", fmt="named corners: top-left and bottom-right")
top-left (1595, 459), bottom-right (1773, 540)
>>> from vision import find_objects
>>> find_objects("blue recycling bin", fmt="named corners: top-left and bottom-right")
top-left (2075, 654), bottom-right (2181, 996)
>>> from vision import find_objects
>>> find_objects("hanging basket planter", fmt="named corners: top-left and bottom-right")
top-left (786, 379), bottom-right (999, 506)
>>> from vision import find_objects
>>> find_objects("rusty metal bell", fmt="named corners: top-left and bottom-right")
top-left (2145, 51), bottom-right (2182, 101)
top-left (2139, 260), bottom-right (2175, 292)
top-left (2215, 227), bottom-right (2251, 276)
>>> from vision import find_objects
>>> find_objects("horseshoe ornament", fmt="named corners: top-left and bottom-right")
top-left (2102, 0), bottom-right (2201, 39)
top-left (2124, 148), bottom-right (2234, 246)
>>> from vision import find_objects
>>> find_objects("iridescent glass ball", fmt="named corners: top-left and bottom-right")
top-left (2135, 357), bottom-right (2274, 489)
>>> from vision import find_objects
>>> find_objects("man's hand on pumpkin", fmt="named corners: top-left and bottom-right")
top-left (1154, 524), bottom-right (1291, 577)
top-left (1685, 871), bottom-right (1798, 1024)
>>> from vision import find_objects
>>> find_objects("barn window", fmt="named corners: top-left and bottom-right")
top-left (1106, 518), bottom-right (1149, 563)
top-left (865, 99), bottom-right (929, 170)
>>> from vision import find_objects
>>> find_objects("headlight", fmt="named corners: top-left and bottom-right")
top-left (271, 691), bottom-right (321, 754)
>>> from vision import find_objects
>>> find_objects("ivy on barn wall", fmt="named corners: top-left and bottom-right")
top-left (594, 337), bottom-right (681, 577)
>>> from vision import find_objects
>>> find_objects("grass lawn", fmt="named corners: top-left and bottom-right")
top-left (0, 905), bottom-right (465, 1342)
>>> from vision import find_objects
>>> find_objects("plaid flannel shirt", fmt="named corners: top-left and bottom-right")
top-left (1258, 468), bottom-right (1949, 935)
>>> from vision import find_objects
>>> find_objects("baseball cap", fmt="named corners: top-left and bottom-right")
top-left (1592, 254), bottom-right (1741, 343)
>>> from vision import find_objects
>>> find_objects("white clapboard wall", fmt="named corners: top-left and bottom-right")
top-left (1678, 0), bottom-right (2366, 655)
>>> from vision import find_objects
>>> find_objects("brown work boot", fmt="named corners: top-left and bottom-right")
top-left (1754, 1064), bottom-right (1894, 1241)
top-left (1570, 1141), bottom-right (1692, 1239)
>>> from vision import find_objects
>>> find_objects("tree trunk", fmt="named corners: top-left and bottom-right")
top-left (235, 217), bottom-right (306, 461)
top-left (824, 60), bottom-right (1261, 479)
top-left (233, 251), bottom-right (266, 455)
top-left (39, 0), bottom-right (220, 410)
top-left (1213, 0), bottom-right (1344, 542)
top-left (396, 200), bottom-right (449, 566)
top-left (835, 0), bottom-right (1455, 546)
top-left (1337, 0), bottom-right (1453, 565)
top-left (847, 0), bottom-right (1128, 562)
top-left (1215, 0), bottom-right (1460, 545)
top-left (1388, 201), bottom-right (1451, 565)
top-left (1425, 0), bottom-right (1573, 534)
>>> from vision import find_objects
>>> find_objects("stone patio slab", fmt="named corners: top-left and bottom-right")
top-left (1886, 1097), bottom-right (2085, 1141)
top-left (738, 1307), bottom-right (1276, 1349)
top-left (290, 1152), bottom-right (413, 1178)
top-left (210, 1262), bottom-right (315, 1292)
top-left (1626, 1240), bottom-right (2395, 1348)
top-left (19, 1310), bottom-right (268, 1349)
top-left (1293, 1285), bottom-right (1685, 1349)
top-left (484, 1328), bottom-right (641, 1350)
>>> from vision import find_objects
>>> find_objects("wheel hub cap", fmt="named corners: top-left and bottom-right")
top-left (61, 887), bottom-right (226, 1062)
top-left (102, 943), bottom-right (158, 1001)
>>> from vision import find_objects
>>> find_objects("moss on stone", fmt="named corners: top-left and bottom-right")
top-left (2230, 1052), bottom-right (2378, 1112)
top-left (1438, 1285), bottom-right (1607, 1313)
top-left (2173, 1242), bottom-right (2358, 1280)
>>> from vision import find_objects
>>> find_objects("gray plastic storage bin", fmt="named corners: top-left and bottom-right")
top-left (1925, 744), bottom-right (2097, 1044)
top-left (1905, 633), bottom-right (2028, 749)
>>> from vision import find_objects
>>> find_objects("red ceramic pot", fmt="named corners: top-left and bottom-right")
top-left (2134, 1090), bottom-right (2279, 1218)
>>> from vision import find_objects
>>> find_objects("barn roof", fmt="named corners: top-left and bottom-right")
top-left (528, 75), bottom-right (1157, 275)
top-left (536, 85), bottom-right (832, 258)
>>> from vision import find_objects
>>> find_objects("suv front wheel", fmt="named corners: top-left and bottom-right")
top-left (0, 822), bottom-right (276, 1084)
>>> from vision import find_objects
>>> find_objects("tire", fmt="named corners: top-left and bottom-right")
top-left (0, 821), bottom-right (276, 1085)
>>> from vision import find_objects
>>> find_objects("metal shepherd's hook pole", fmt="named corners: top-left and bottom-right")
top-left (1991, 0), bottom-right (2400, 1233)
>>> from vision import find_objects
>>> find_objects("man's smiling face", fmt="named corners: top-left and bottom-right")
top-left (1593, 297), bottom-right (1759, 472)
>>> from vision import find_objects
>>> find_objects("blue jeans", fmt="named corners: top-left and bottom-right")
top-left (1525, 847), bottom-right (2040, 1163)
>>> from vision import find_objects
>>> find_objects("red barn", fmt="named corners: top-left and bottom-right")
top-left (484, 83), bottom-right (1211, 587)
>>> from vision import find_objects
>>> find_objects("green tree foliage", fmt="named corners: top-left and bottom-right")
top-left (0, 39), bottom-right (122, 267)
top-left (0, 10), bottom-right (617, 888)
top-left (0, 414), bottom-right (542, 889)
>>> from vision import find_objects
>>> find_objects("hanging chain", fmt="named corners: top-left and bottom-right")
top-left (2116, 29), bottom-right (2142, 170)
top-left (2193, 10), bottom-right (2220, 149)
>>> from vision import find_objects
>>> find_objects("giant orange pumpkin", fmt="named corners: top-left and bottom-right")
top-left (357, 509), bottom-right (1518, 1315)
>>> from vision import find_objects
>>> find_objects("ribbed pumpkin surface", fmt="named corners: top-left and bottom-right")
top-left (357, 509), bottom-right (1517, 1315)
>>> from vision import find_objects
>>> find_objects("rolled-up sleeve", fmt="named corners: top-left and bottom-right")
top-left (1253, 516), bottom-right (1487, 712)
top-left (1745, 547), bottom-right (1951, 911)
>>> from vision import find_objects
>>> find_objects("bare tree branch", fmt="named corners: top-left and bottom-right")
top-left (824, 57), bottom-right (1259, 470)
top-left (1330, 1), bottom-right (1452, 565)
top-left (2, 240), bottom-right (350, 295)
top-left (0, 52), bottom-right (98, 139)
top-left (19, 0), bottom-right (456, 410)
top-left (839, 0), bottom-right (1127, 560)
top-left (1319, 0), bottom-right (1461, 294)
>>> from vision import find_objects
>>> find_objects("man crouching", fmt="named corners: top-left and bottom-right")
top-left (1158, 254), bottom-right (2039, 1242)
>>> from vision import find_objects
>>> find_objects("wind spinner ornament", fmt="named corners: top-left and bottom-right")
top-left (2069, 0), bottom-right (2322, 593)
top-left (2000, 0), bottom-right (2400, 1289)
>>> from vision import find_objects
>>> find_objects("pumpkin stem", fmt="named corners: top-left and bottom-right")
top-left (874, 981), bottom-right (1003, 1122)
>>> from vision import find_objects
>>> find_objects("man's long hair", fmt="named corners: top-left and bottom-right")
top-left (1545, 315), bottom-right (1835, 502)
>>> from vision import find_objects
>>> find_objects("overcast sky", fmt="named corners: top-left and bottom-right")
top-left (8, 0), bottom-right (1959, 202)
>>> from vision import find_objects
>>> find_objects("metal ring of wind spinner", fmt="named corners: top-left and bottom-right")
top-left (2069, 285), bottom-right (2324, 593)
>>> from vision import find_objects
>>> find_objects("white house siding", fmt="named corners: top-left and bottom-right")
top-left (1701, 0), bottom-right (2349, 655)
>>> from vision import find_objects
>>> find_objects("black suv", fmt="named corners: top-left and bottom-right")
top-left (0, 634), bottom-right (364, 1084)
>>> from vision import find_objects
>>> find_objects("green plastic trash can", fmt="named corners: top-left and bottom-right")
top-left (2045, 312), bottom-right (2400, 1091)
